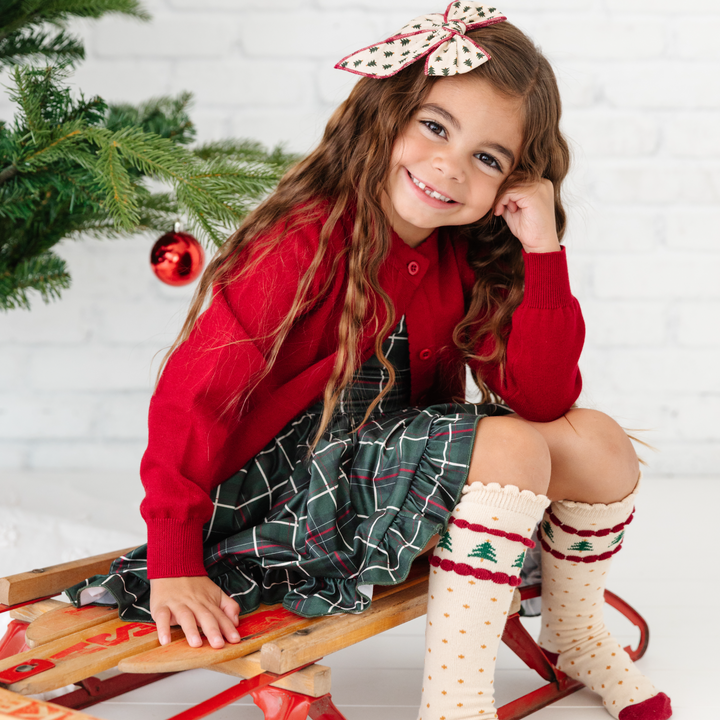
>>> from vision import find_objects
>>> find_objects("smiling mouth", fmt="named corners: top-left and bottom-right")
top-left (408, 171), bottom-right (457, 204)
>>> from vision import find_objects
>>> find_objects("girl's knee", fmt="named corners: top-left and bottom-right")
top-left (468, 415), bottom-right (551, 496)
top-left (565, 409), bottom-right (639, 492)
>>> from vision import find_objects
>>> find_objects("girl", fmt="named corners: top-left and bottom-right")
top-left (70, 4), bottom-right (671, 719)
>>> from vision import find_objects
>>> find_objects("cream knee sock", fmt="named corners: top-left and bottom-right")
top-left (537, 484), bottom-right (671, 720)
top-left (419, 483), bottom-right (550, 720)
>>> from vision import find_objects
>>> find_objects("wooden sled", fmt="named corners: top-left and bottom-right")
top-left (0, 548), bottom-right (650, 720)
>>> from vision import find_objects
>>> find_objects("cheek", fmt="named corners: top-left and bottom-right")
top-left (390, 136), bottom-right (409, 167)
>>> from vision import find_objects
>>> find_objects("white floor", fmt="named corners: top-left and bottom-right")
top-left (1, 473), bottom-right (718, 719)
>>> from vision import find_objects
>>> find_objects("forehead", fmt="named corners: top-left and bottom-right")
top-left (422, 75), bottom-right (524, 145)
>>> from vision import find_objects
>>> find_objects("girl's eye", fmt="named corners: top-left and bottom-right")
top-left (421, 120), bottom-right (446, 137)
top-left (476, 152), bottom-right (502, 172)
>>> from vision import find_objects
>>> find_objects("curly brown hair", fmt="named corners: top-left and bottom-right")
top-left (160, 20), bottom-right (571, 448)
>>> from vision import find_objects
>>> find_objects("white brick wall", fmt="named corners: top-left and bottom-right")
top-left (1, 0), bottom-right (719, 477)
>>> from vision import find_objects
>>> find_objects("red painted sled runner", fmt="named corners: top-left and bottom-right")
top-left (0, 548), bottom-right (649, 720)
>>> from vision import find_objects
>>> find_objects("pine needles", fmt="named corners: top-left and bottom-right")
top-left (0, 1), bottom-right (299, 310)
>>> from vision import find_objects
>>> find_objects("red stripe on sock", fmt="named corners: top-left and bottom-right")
top-left (449, 516), bottom-right (535, 548)
top-left (538, 533), bottom-right (624, 563)
top-left (429, 554), bottom-right (522, 586)
top-left (545, 508), bottom-right (635, 537)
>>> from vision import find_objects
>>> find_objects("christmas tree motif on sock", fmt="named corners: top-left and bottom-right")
top-left (512, 551), bottom-right (526, 569)
top-left (469, 540), bottom-right (497, 562)
top-left (568, 540), bottom-right (594, 552)
top-left (541, 519), bottom-right (554, 542)
top-left (538, 487), bottom-right (671, 720)
top-left (419, 483), bottom-right (549, 720)
top-left (438, 530), bottom-right (453, 552)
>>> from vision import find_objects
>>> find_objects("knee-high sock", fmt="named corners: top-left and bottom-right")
top-left (419, 483), bottom-right (550, 720)
top-left (537, 484), bottom-right (671, 720)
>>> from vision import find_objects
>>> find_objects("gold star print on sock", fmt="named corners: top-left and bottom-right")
top-left (537, 484), bottom-right (671, 720)
top-left (418, 483), bottom-right (548, 720)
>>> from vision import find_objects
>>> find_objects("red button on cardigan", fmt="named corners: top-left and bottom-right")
top-left (407, 261), bottom-right (420, 275)
top-left (419, 348), bottom-right (432, 360)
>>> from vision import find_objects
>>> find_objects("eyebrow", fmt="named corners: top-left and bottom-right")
top-left (420, 103), bottom-right (517, 167)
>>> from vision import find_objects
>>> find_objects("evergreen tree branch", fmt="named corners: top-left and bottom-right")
top-left (0, 165), bottom-right (19, 184)
top-left (0, 1), bottom-right (150, 42)
top-left (0, 252), bottom-right (70, 310)
top-left (0, 28), bottom-right (85, 67)
top-left (0, 5), bottom-right (296, 310)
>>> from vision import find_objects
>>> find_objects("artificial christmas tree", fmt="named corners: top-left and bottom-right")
top-left (0, 0), bottom-right (297, 310)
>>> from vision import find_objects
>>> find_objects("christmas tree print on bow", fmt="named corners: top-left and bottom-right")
top-left (469, 540), bottom-right (497, 563)
top-left (335, 3), bottom-right (506, 79)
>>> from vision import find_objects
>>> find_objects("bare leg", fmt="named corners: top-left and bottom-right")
top-left (512, 408), bottom-right (640, 503)
top-left (519, 409), bottom-right (671, 719)
top-left (421, 414), bottom-right (553, 555)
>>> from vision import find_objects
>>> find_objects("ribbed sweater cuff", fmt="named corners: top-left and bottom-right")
top-left (146, 518), bottom-right (207, 579)
top-left (522, 247), bottom-right (573, 309)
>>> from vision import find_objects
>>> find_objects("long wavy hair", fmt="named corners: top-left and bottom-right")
top-left (160, 20), bottom-right (571, 448)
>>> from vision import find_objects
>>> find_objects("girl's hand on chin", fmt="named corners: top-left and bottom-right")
top-left (494, 179), bottom-right (562, 254)
top-left (150, 575), bottom-right (241, 649)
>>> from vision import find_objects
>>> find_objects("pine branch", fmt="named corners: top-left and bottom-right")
top-left (0, 37), bottom-right (296, 309)
top-left (105, 92), bottom-right (196, 145)
top-left (0, 27), bottom-right (84, 66)
top-left (0, 1), bottom-right (150, 41)
top-left (193, 139), bottom-right (301, 173)
top-left (0, 252), bottom-right (70, 310)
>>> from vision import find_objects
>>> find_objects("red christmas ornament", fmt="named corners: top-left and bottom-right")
top-left (150, 230), bottom-right (205, 286)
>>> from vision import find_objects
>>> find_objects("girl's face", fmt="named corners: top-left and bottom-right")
top-left (384, 75), bottom-right (524, 247)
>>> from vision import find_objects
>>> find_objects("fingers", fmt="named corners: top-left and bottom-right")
top-left (214, 605), bottom-right (241, 645)
top-left (219, 592), bottom-right (241, 626)
top-left (495, 179), bottom-right (553, 213)
top-left (152, 605), bottom-right (173, 646)
top-left (149, 576), bottom-right (242, 650)
top-left (174, 606), bottom-right (204, 648)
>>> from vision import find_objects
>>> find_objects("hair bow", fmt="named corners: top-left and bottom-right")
top-left (335, 3), bottom-right (506, 79)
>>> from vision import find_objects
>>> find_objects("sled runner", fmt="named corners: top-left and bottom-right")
top-left (0, 547), bottom-right (649, 720)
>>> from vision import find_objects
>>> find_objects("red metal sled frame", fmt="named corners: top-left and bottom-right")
top-left (0, 583), bottom-right (649, 720)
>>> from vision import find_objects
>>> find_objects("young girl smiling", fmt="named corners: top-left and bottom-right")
top-left (71, 5), bottom-right (671, 719)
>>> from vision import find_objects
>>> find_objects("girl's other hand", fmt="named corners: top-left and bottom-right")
top-left (150, 576), bottom-right (241, 649)
top-left (494, 179), bottom-right (561, 254)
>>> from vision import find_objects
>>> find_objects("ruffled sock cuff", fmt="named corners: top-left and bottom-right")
top-left (551, 474), bottom-right (641, 528)
top-left (461, 481), bottom-right (550, 519)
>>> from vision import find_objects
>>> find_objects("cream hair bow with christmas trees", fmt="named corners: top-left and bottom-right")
top-left (335, 2), bottom-right (506, 78)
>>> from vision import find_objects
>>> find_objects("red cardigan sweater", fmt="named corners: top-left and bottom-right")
top-left (141, 207), bottom-right (585, 578)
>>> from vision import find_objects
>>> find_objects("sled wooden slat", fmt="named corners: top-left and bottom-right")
top-left (0, 687), bottom-right (102, 720)
top-left (8, 599), bottom-right (67, 624)
top-left (260, 579), bottom-right (428, 675)
top-left (0, 617), bottom-right (182, 695)
top-left (0, 548), bottom-right (136, 607)
top-left (211, 651), bottom-right (332, 697)
top-left (119, 557), bottom-right (432, 675)
top-left (118, 605), bottom-right (316, 674)
top-left (25, 604), bottom-right (119, 648)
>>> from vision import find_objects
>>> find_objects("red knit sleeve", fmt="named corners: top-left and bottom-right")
top-left (140, 211), bottom-right (336, 578)
top-left (472, 248), bottom-right (585, 422)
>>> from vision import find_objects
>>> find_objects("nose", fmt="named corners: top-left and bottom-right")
top-left (432, 148), bottom-right (465, 182)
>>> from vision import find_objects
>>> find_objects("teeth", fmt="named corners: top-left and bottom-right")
top-left (410, 173), bottom-right (452, 203)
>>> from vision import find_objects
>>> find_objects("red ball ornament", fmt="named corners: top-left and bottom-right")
top-left (150, 230), bottom-right (205, 286)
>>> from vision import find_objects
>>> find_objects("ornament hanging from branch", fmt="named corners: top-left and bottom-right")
top-left (150, 223), bottom-right (205, 286)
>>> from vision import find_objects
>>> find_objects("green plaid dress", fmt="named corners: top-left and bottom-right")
top-left (68, 317), bottom-right (511, 620)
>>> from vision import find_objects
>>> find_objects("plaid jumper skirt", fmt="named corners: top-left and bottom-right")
top-left (68, 317), bottom-right (511, 620)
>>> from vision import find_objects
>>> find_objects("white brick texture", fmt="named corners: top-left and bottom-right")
top-left (1, 0), bottom-right (719, 476)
